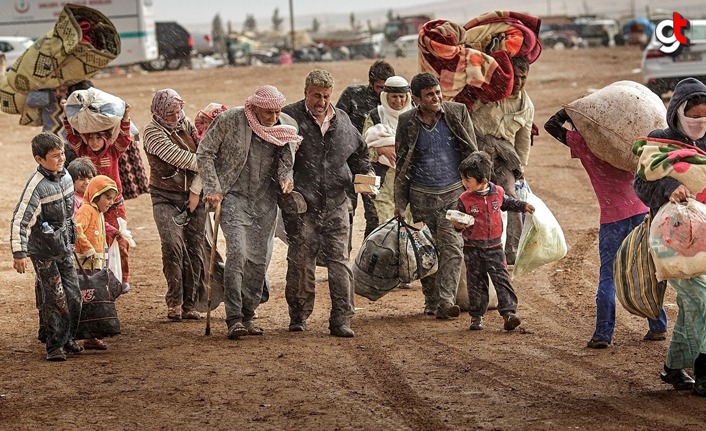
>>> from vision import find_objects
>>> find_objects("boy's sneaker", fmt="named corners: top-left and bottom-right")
top-left (47, 347), bottom-right (66, 362)
top-left (503, 313), bottom-right (522, 331)
top-left (172, 209), bottom-right (192, 226)
top-left (469, 316), bottom-right (484, 331)
top-left (121, 283), bottom-right (131, 294)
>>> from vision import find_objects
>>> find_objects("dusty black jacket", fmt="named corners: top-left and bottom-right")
top-left (335, 84), bottom-right (379, 133)
top-left (282, 100), bottom-right (372, 211)
top-left (634, 78), bottom-right (706, 215)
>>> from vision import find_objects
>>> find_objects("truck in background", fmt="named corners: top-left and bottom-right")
top-left (141, 21), bottom-right (193, 71)
top-left (379, 15), bottom-right (431, 58)
top-left (0, 0), bottom-right (157, 67)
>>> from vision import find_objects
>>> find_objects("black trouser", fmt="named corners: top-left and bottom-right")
top-left (32, 254), bottom-right (82, 353)
top-left (464, 246), bottom-right (517, 317)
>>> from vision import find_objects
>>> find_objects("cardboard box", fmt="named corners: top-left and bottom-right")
top-left (354, 183), bottom-right (380, 195)
top-left (354, 174), bottom-right (380, 187)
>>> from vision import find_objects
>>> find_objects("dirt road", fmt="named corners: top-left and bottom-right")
top-left (1, 47), bottom-right (705, 430)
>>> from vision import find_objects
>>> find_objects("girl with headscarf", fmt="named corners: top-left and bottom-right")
top-left (143, 89), bottom-right (206, 321)
top-left (362, 76), bottom-right (414, 222)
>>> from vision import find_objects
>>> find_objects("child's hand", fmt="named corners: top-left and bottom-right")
top-left (187, 192), bottom-right (200, 212)
top-left (525, 203), bottom-right (535, 214)
top-left (122, 102), bottom-right (131, 120)
top-left (13, 257), bottom-right (26, 274)
top-left (451, 220), bottom-right (471, 230)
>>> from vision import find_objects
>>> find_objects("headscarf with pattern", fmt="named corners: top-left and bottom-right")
top-left (151, 89), bottom-right (186, 130)
top-left (194, 103), bottom-right (228, 141)
top-left (244, 85), bottom-right (302, 147)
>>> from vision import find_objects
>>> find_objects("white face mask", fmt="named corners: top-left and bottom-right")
top-left (677, 103), bottom-right (706, 141)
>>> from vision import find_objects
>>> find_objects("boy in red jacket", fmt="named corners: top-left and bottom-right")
top-left (452, 151), bottom-right (534, 331)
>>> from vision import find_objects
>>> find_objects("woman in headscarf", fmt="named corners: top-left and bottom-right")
top-left (634, 77), bottom-right (706, 396)
top-left (362, 75), bottom-right (414, 223)
top-left (143, 89), bottom-right (206, 321)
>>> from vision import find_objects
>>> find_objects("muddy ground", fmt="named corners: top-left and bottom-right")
top-left (1, 46), bottom-right (705, 430)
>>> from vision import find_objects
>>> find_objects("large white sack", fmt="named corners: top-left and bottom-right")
top-left (65, 88), bottom-right (126, 142)
top-left (564, 80), bottom-right (667, 172)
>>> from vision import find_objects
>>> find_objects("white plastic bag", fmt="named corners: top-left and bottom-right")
top-left (513, 192), bottom-right (567, 276)
top-left (107, 239), bottom-right (122, 283)
top-left (650, 199), bottom-right (706, 280)
top-left (117, 217), bottom-right (136, 247)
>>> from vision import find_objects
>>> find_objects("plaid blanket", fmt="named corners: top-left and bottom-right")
top-left (418, 11), bottom-right (541, 110)
top-left (633, 136), bottom-right (706, 202)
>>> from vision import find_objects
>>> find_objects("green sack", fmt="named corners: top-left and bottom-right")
top-left (614, 215), bottom-right (666, 320)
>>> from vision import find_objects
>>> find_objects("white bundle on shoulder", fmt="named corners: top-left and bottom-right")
top-left (364, 123), bottom-right (396, 168)
top-left (65, 88), bottom-right (126, 141)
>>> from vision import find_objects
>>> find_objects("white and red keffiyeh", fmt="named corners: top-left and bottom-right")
top-left (244, 85), bottom-right (302, 147)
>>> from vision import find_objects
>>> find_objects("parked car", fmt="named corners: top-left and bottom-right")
top-left (141, 21), bottom-right (193, 71)
top-left (393, 34), bottom-right (418, 58)
top-left (642, 20), bottom-right (706, 97)
top-left (575, 18), bottom-right (621, 47)
top-left (0, 36), bottom-right (34, 70)
top-left (539, 24), bottom-right (583, 49)
top-left (191, 31), bottom-right (214, 57)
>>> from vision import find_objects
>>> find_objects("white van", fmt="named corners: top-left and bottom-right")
top-left (642, 20), bottom-right (706, 96)
top-left (0, 0), bottom-right (157, 67)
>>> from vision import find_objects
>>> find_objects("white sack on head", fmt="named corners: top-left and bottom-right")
top-left (564, 80), bottom-right (667, 172)
top-left (65, 88), bottom-right (125, 141)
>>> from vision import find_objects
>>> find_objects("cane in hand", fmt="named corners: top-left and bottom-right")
top-left (205, 201), bottom-right (222, 336)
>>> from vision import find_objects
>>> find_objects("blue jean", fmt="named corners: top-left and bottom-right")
top-left (593, 213), bottom-right (667, 342)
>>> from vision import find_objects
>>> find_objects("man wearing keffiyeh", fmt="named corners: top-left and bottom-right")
top-left (197, 85), bottom-right (302, 341)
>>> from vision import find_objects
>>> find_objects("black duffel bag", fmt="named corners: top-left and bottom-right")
top-left (74, 256), bottom-right (123, 340)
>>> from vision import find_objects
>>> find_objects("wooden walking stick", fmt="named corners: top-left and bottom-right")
top-left (205, 201), bottom-right (222, 336)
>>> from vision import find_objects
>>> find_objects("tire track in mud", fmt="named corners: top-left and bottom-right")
top-left (354, 318), bottom-right (697, 430)
top-left (344, 325), bottom-right (454, 431)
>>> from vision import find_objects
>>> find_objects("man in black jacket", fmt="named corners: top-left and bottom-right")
top-left (282, 69), bottom-right (373, 338)
top-left (395, 72), bottom-right (478, 319)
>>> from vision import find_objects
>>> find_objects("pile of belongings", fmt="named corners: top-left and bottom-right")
top-left (0, 4), bottom-right (120, 125)
top-left (418, 10), bottom-right (542, 110)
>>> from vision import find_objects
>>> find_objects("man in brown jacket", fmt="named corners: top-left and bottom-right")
top-left (395, 72), bottom-right (478, 319)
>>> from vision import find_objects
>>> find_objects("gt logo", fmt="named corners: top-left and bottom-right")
top-left (655, 12), bottom-right (691, 56)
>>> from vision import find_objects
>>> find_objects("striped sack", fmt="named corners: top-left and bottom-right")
top-left (613, 215), bottom-right (666, 320)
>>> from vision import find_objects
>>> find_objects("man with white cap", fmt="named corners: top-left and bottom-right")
top-left (197, 85), bottom-right (303, 340)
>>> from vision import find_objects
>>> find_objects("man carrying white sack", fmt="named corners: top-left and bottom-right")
top-left (197, 85), bottom-right (302, 340)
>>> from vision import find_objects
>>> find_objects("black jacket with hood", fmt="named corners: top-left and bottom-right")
top-left (634, 78), bottom-right (706, 216)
